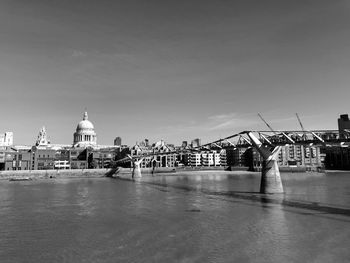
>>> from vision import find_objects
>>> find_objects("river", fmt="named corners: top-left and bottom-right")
top-left (0, 170), bottom-right (349, 263)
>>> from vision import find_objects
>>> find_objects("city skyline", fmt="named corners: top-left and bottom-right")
top-left (1, 1), bottom-right (350, 145)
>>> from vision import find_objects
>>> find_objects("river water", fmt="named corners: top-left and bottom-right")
top-left (0, 171), bottom-right (349, 263)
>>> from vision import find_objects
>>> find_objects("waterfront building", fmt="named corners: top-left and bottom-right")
top-left (73, 111), bottom-right (97, 147)
top-left (54, 160), bottom-right (70, 169)
top-left (130, 141), bottom-right (152, 168)
top-left (249, 144), bottom-right (323, 170)
top-left (201, 151), bottom-right (222, 166)
top-left (186, 150), bottom-right (226, 167)
top-left (54, 149), bottom-right (70, 169)
top-left (90, 148), bottom-right (118, 169)
top-left (324, 147), bottom-right (350, 170)
top-left (129, 139), bottom-right (178, 168)
top-left (201, 152), bottom-right (214, 166)
top-left (153, 140), bottom-right (177, 167)
top-left (0, 132), bottom-right (13, 146)
top-left (189, 153), bottom-right (201, 167)
top-left (219, 149), bottom-right (227, 166)
top-left (323, 114), bottom-right (350, 170)
top-left (31, 147), bottom-right (56, 170)
top-left (226, 148), bottom-right (247, 167)
top-left (69, 148), bottom-right (89, 169)
top-left (1, 147), bottom-right (31, 171)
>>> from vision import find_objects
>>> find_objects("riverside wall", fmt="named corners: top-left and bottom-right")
top-left (0, 169), bottom-right (112, 180)
top-left (0, 167), bottom-right (176, 180)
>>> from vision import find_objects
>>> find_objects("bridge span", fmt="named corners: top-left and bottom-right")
top-left (112, 129), bottom-right (350, 194)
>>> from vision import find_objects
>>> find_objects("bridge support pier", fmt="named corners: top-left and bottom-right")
top-left (131, 158), bottom-right (143, 179)
top-left (246, 132), bottom-right (284, 194)
top-left (260, 149), bottom-right (284, 194)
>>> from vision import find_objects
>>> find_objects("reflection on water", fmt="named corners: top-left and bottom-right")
top-left (0, 171), bottom-right (350, 262)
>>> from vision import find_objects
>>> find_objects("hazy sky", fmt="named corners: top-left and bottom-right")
top-left (1, 0), bottom-right (350, 146)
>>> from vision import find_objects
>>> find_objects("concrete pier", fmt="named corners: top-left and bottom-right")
top-left (260, 158), bottom-right (284, 194)
top-left (246, 132), bottom-right (284, 194)
top-left (131, 158), bottom-right (143, 179)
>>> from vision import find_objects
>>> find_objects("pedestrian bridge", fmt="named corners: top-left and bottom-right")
top-left (112, 129), bottom-right (350, 194)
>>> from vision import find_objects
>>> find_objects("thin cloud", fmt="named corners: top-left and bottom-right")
top-left (208, 112), bottom-right (260, 131)
top-left (159, 112), bottom-right (260, 134)
top-left (72, 50), bottom-right (87, 57)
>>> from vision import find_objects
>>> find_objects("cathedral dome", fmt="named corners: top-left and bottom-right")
top-left (76, 120), bottom-right (94, 131)
top-left (76, 112), bottom-right (94, 131)
top-left (73, 111), bottom-right (97, 147)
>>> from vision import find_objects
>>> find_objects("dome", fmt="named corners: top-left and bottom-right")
top-left (73, 111), bottom-right (97, 146)
top-left (76, 120), bottom-right (94, 131)
top-left (76, 111), bottom-right (94, 131)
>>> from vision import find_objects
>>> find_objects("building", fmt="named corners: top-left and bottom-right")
top-left (0, 132), bottom-right (13, 146)
top-left (90, 148), bottom-right (118, 169)
top-left (31, 147), bottom-right (56, 170)
top-left (35, 127), bottom-right (50, 146)
top-left (338, 114), bottom-right (350, 135)
top-left (324, 147), bottom-right (350, 170)
top-left (129, 139), bottom-right (178, 168)
top-left (189, 153), bottom-right (201, 167)
top-left (323, 114), bottom-right (350, 170)
top-left (54, 149), bottom-right (70, 169)
top-left (114, 137), bottom-right (122, 146)
top-left (249, 144), bottom-right (323, 170)
top-left (186, 150), bottom-right (226, 167)
top-left (219, 149), bottom-right (227, 166)
top-left (226, 147), bottom-right (247, 167)
top-left (73, 111), bottom-right (97, 147)
top-left (1, 147), bottom-right (31, 171)
top-left (191, 138), bottom-right (201, 148)
top-left (70, 148), bottom-right (89, 169)
top-left (152, 140), bottom-right (177, 167)
top-left (0, 110), bottom-right (129, 171)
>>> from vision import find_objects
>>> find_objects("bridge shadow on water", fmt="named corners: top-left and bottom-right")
top-left (140, 181), bottom-right (350, 220)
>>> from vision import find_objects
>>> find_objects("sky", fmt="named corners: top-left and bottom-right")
top-left (1, 0), bottom-right (350, 146)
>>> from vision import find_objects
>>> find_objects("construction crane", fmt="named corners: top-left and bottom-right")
top-left (295, 113), bottom-right (307, 140)
top-left (258, 113), bottom-right (277, 135)
top-left (296, 113), bottom-right (325, 144)
top-left (257, 113), bottom-right (295, 144)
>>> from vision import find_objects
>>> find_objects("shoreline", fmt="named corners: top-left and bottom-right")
top-left (0, 167), bottom-right (347, 181)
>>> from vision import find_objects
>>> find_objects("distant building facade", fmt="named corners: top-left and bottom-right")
top-left (191, 138), bottom-right (201, 148)
top-left (35, 126), bottom-right (50, 146)
top-left (114, 137), bottom-right (122, 146)
top-left (187, 150), bottom-right (227, 167)
top-left (0, 132), bottom-right (13, 146)
top-left (338, 114), bottom-right (350, 134)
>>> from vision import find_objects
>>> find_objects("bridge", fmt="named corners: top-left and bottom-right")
top-left (111, 128), bottom-right (350, 194)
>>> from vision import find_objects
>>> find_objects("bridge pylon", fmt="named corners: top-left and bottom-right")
top-left (246, 132), bottom-right (284, 194)
top-left (128, 155), bottom-right (144, 179)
